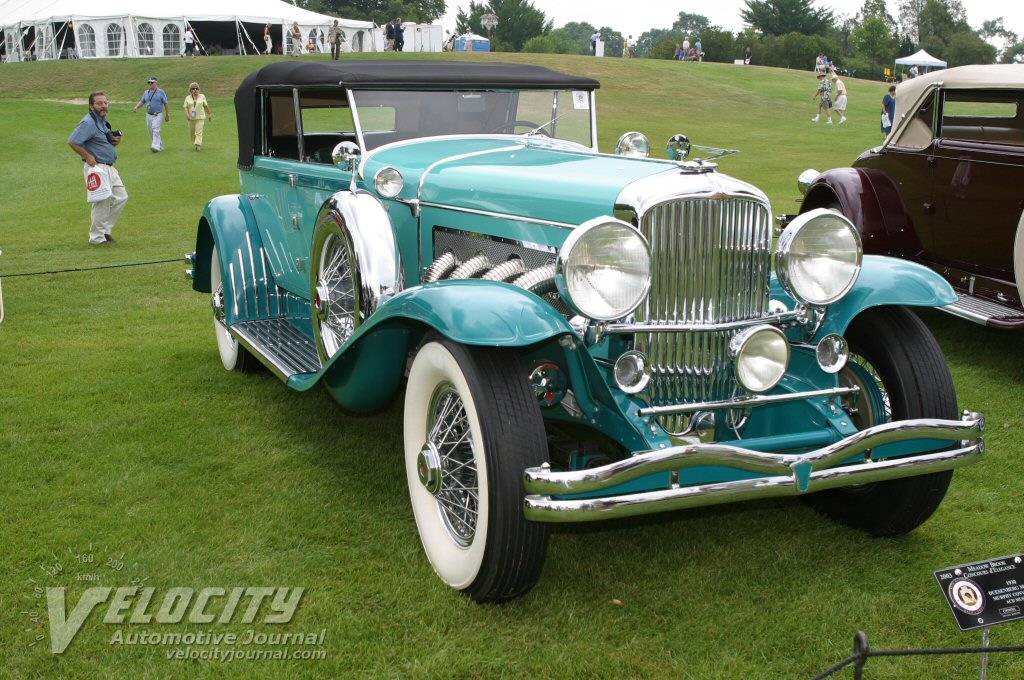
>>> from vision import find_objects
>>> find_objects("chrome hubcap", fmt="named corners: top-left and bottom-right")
top-left (417, 442), bottom-right (443, 495)
top-left (211, 285), bottom-right (226, 323)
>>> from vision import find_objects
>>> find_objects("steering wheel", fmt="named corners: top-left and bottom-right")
top-left (489, 120), bottom-right (551, 136)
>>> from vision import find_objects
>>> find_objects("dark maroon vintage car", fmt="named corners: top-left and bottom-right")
top-left (799, 65), bottom-right (1024, 329)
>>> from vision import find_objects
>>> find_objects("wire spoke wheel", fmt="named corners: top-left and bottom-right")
top-left (311, 223), bottom-right (359, 361)
top-left (426, 386), bottom-right (479, 546)
top-left (404, 337), bottom-right (549, 602)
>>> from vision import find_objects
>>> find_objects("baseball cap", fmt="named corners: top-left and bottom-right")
top-left (147, 76), bottom-right (158, 83)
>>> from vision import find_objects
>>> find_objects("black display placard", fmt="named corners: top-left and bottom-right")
top-left (934, 554), bottom-right (1024, 631)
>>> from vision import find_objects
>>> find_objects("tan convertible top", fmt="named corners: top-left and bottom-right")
top-left (889, 64), bottom-right (1024, 148)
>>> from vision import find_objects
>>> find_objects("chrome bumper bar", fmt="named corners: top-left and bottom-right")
top-left (523, 411), bottom-right (985, 522)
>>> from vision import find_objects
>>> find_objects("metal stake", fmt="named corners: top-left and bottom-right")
top-left (980, 626), bottom-right (990, 680)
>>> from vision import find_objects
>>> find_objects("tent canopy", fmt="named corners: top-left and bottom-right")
top-left (0, 0), bottom-right (381, 60)
top-left (0, 0), bottom-right (373, 28)
top-left (895, 49), bottom-right (947, 68)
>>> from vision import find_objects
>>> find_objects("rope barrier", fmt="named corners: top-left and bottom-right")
top-left (0, 258), bottom-right (182, 278)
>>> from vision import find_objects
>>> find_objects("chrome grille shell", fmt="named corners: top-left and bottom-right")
top-left (626, 186), bottom-right (773, 432)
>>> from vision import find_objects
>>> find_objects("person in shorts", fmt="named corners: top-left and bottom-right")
top-left (812, 72), bottom-right (834, 123)
top-left (831, 73), bottom-right (848, 124)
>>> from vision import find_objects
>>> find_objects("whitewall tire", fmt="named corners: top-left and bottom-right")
top-left (404, 337), bottom-right (548, 602)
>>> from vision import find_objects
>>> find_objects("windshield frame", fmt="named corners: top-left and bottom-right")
top-left (347, 87), bottom-right (598, 152)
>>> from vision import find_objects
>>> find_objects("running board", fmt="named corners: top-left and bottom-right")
top-left (231, 319), bottom-right (322, 380)
top-left (942, 294), bottom-right (1024, 329)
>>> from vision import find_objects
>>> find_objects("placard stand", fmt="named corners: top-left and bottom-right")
top-left (980, 626), bottom-right (989, 680)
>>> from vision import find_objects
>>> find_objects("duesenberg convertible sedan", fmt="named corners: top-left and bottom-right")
top-left (799, 64), bottom-right (1024, 328)
top-left (187, 61), bottom-right (983, 602)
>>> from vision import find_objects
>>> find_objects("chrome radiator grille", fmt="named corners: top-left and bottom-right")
top-left (635, 196), bottom-right (772, 432)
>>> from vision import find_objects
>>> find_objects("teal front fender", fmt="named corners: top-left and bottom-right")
top-left (817, 255), bottom-right (957, 337)
top-left (375, 279), bottom-right (575, 346)
top-left (302, 279), bottom-right (575, 412)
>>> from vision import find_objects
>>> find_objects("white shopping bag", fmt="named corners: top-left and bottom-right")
top-left (84, 164), bottom-right (112, 202)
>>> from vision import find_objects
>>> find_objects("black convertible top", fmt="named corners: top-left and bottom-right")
top-left (234, 61), bottom-right (600, 168)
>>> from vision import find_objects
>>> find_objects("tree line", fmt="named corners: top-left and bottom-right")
top-left (303, 0), bottom-right (1021, 79)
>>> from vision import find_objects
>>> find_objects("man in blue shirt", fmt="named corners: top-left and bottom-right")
top-left (882, 85), bottom-right (896, 134)
top-left (68, 92), bottom-right (128, 245)
top-left (132, 76), bottom-right (170, 152)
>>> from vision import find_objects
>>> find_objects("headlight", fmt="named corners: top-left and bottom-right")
top-left (729, 325), bottom-right (790, 393)
top-left (556, 218), bottom-right (651, 321)
top-left (776, 207), bottom-right (862, 306)
top-left (374, 167), bottom-right (404, 198)
top-left (615, 132), bottom-right (650, 158)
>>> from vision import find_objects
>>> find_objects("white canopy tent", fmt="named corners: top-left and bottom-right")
top-left (895, 49), bottom-right (947, 69)
top-left (0, 0), bottom-right (381, 61)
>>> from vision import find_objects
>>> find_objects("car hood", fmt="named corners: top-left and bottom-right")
top-left (362, 137), bottom-right (697, 225)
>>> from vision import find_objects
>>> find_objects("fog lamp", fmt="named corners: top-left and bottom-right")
top-left (815, 334), bottom-right (849, 374)
top-left (730, 326), bottom-right (789, 393)
top-left (614, 351), bottom-right (650, 394)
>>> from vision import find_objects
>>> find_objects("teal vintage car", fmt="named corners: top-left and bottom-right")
top-left (188, 61), bottom-right (984, 602)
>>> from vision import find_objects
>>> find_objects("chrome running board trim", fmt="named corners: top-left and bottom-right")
top-left (942, 295), bottom-right (1024, 326)
top-left (230, 318), bottom-right (322, 380)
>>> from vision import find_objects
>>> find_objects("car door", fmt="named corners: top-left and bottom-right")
top-left (874, 89), bottom-right (940, 260)
top-left (929, 90), bottom-right (1024, 278)
top-left (249, 88), bottom-right (353, 295)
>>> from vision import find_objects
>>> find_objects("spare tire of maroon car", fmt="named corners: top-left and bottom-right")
top-left (805, 306), bottom-right (958, 537)
top-left (404, 336), bottom-right (549, 602)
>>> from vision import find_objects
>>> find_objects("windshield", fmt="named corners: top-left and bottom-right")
top-left (349, 89), bottom-right (594, 150)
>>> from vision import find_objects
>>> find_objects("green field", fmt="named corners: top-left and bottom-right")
top-left (1, 53), bottom-right (1022, 678)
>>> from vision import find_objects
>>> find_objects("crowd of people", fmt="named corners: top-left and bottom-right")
top-left (68, 76), bottom-right (216, 245)
top-left (672, 36), bottom-right (704, 62)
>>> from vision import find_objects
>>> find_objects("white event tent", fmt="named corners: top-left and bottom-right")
top-left (895, 49), bottom-right (948, 70)
top-left (0, 0), bottom-right (384, 62)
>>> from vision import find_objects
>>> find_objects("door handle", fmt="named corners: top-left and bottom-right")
top-left (923, 202), bottom-right (936, 215)
top-left (927, 156), bottom-right (937, 168)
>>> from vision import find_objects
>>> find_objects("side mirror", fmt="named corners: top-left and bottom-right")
top-left (331, 141), bottom-right (362, 172)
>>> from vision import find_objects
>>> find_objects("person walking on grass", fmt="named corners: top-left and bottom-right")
top-left (132, 76), bottom-right (170, 152)
top-left (68, 93), bottom-right (128, 245)
top-left (183, 26), bottom-right (196, 57)
top-left (882, 85), bottom-right (896, 134)
top-left (183, 82), bottom-right (213, 152)
top-left (328, 20), bottom-right (343, 60)
top-left (811, 72), bottom-right (834, 124)
top-left (264, 23), bottom-right (273, 54)
top-left (830, 73), bottom-right (848, 124)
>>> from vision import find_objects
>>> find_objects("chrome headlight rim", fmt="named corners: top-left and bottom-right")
top-left (776, 207), bottom-right (863, 307)
top-left (729, 325), bottom-right (790, 394)
top-left (556, 217), bottom-right (652, 322)
top-left (373, 166), bottom-right (404, 198)
top-left (615, 131), bottom-right (651, 158)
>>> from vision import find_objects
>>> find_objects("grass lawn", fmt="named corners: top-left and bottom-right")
top-left (1, 53), bottom-right (1022, 678)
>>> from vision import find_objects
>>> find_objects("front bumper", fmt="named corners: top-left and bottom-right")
top-left (523, 411), bottom-right (984, 522)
